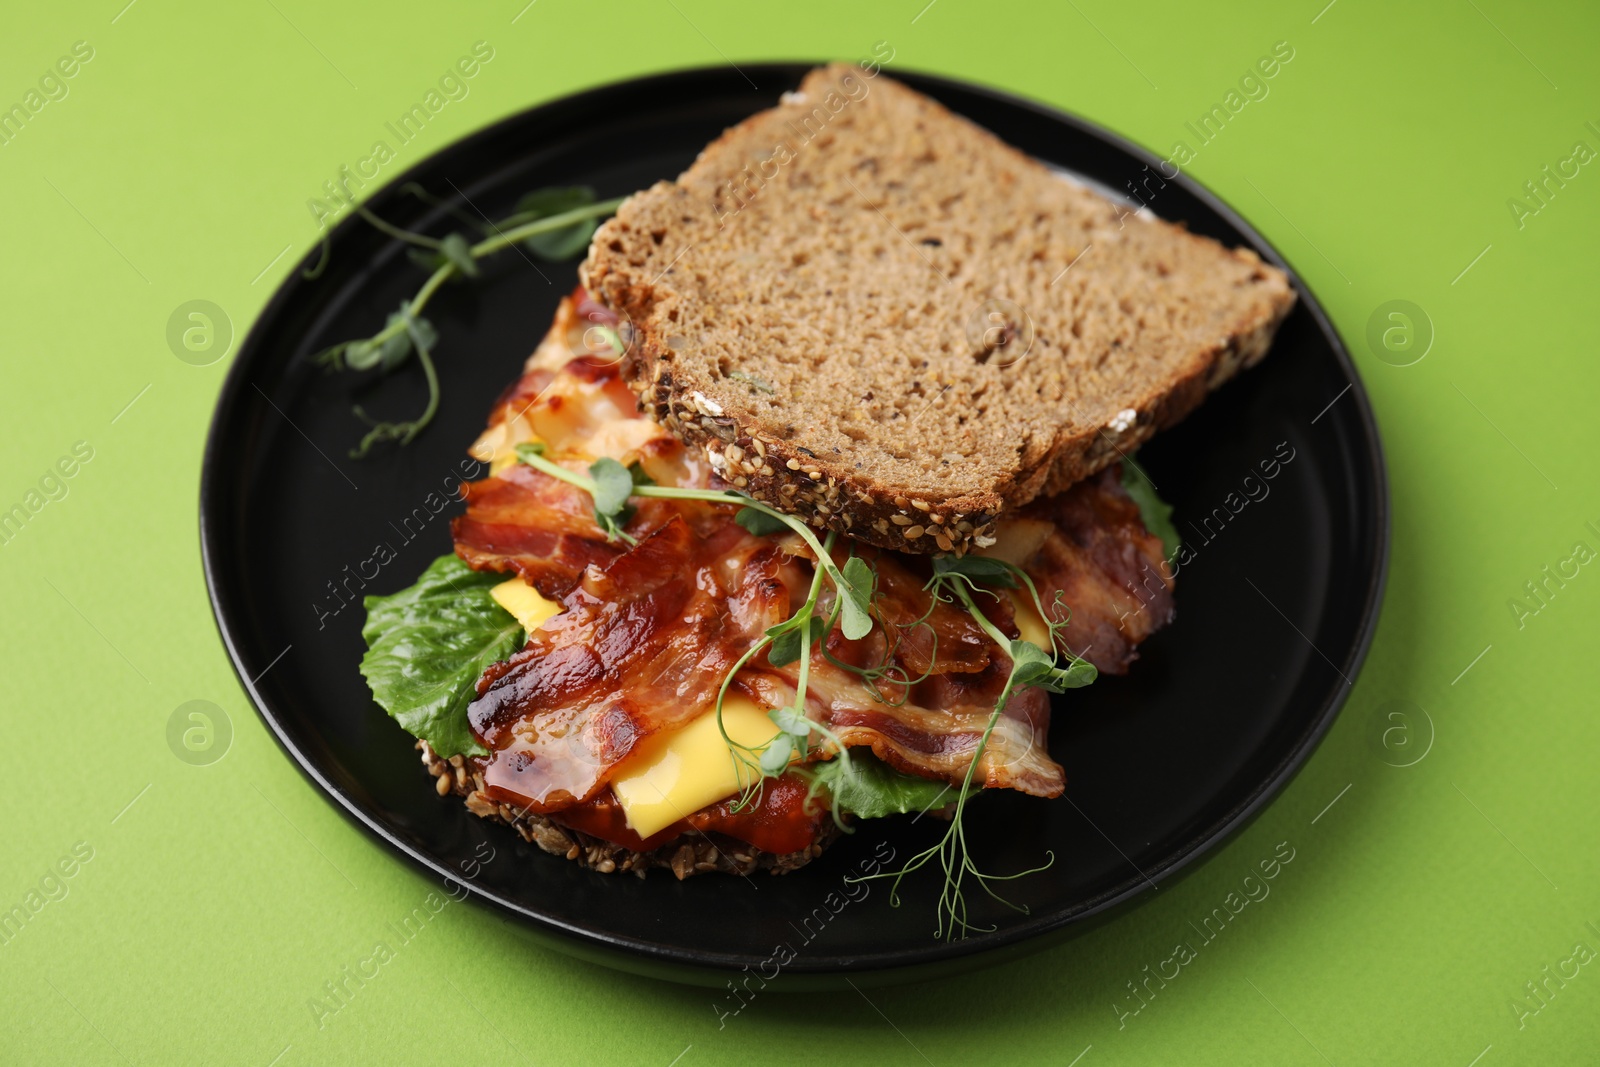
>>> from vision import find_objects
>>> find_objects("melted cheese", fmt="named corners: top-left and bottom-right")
top-left (471, 364), bottom-right (668, 471)
top-left (491, 578), bottom-right (561, 633)
top-left (610, 696), bottom-right (781, 838)
top-left (1008, 589), bottom-right (1053, 651)
top-left (978, 517), bottom-right (1054, 566)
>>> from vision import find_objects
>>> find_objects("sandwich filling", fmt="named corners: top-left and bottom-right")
top-left (401, 288), bottom-right (1176, 863)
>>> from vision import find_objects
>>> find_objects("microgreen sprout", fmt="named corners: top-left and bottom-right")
top-left (308, 187), bottom-right (627, 458)
top-left (849, 556), bottom-right (1096, 939)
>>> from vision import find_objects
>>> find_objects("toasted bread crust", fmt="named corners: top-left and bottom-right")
top-left (583, 66), bottom-right (1295, 554)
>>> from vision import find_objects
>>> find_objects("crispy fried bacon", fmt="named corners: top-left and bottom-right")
top-left (470, 517), bottom-right (791, 810)
top-left (1025, 468), bottom-right (1176, 674)
top-left (449, 290), bottom-right (1175, 838)
top-left (452, 464), bottom-right (682, 599)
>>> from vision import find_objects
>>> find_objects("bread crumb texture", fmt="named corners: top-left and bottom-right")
top-left (583, 65), bottom-right (1296, 553)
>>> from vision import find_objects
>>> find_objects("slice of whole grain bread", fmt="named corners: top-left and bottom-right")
top-left (582, 64), bottom-right (1295, 554)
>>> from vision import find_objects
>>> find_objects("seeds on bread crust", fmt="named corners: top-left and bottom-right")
top-left (419, 742), bottom-right (835, 879)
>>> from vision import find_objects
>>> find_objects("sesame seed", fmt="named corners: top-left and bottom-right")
top-left (904, 525), bottom-right (925, 539)
top-left (911, 500), bottom-right (930, 512)
top-left (935, 533), bottom-right (954, 551)
top-left (890, 514), bottom-right (912, 525)
top-left (787, 458), bottom-right (801, 470)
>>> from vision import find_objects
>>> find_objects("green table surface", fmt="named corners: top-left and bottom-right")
top-left (4, 0), bottom-right (1597, 1063)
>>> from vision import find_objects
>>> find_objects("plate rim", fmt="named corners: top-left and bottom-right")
top-left (200, 61), bottom-right (1390, 986)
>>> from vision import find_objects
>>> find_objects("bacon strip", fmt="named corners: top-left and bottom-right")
top-left (451, 463), bottom-right (682, 599)
top-left (1024, 468), bottom-right (1175, 675)
top-left (469, 517), bottom-right (797, 810)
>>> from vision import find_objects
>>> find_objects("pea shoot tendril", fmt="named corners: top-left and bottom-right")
top-left (306, 186), bottom-right (626, 459)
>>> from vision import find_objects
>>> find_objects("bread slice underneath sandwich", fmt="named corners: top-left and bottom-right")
top-left (420, 741), bottom-right (839, 878)
top-left (582, 64), bottom-right (1295, 555)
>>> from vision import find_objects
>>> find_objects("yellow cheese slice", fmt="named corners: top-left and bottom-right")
top-left (611, 697), bottom-right (782, 839)
top-left (1008, 589), bottom-right (1054, 651)
top-left (490, 578), bottom-right (561, 633)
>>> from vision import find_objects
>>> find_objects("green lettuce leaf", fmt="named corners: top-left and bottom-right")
top-left (359, 554), bottom-right (523, 758)
top-left (1120, 456), bottom-right (1180, 559)
top-left (809, 752), bottom-right (978, 820)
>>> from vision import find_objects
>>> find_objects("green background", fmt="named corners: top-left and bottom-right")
top-left (3, 0), bottom-right (1596, 1063)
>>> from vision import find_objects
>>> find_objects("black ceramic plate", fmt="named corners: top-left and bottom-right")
top-left (202, 64), bottom-right (1386, 989)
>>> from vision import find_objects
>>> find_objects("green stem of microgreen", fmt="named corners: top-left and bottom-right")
top-left (630, 484), bottom-right (852, 593)
top-left (718, 531), bottom-right (848, 813)
top-left (847, 573), bottom-right (1062, 940)
top-left (400, 182), bottom-right (488, 235)
top-left (521, 459), bottom-right (856, 601)
top-left (410, 264), bottom-right (455, 321)
top-left (472, 199), bottom-right (626, 257)
top-left (949, 580), bottom-right (1010, 650)
top-left (790, 568), bottom-right (822, 756)
top-left (355, 205), bottom-right (445, 249)
top-left (318, 196), bottom-right (628, 454)
top-left (514, 450), bottom-right (603, 493)
top-left (713, 633), bottom-right (778, 806)
top-left (350, 326), bottom-right (444, 459)
top-left (403, 340), bottom-right (439, 444)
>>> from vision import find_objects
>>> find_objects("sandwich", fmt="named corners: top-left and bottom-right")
top-left (357, 65), bottom-right (1294, 929)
